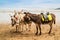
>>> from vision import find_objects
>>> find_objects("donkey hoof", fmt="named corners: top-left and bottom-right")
top-left (48, 32), bottom-right (51, 34)
top-left (15, 31), bottom-right (18, 33)
top-left (39, 33), bottom-right (41, 35)
top-left (35, 33), bottom-right (38, 35)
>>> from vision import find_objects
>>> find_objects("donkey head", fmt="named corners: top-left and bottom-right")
top-left (11, 16), bottom-right (16, 26)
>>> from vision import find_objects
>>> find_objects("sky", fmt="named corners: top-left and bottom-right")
top-left (0, 0), bottom-right (60, 23)
top-left (0, 0), bottom-right (60, 9)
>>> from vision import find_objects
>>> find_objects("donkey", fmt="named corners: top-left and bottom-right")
top-left (10, 11), bottom-right (31, 32)
top-left (23, 12), bottom-right (56, 35)
top-left (10, 10), bottom-right (25, 32)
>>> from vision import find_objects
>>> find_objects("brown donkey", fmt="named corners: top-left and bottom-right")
top-left (24, 12), bottom-right (56, 35)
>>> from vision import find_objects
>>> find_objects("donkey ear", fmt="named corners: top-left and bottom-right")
top-left (24, 12), bottom-right (27, 14)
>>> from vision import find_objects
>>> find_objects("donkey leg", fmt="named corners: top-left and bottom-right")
top-left (16, 25), bottom-right (18, 32)
top-left (54, 20), bottom-right (55, 24)
top-left (39, 24), bottom-right (41, 35)
top-left (28, 23), bottom-right (31, 31)
top-left (48, 24), bottom-right (52, 34)
top-left (35, 25), bottom-right (38, 35)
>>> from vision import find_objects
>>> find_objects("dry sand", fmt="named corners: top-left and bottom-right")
top-left (0, 23), bottom-right (60, 40)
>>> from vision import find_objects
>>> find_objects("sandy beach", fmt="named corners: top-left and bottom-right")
top-left (0, 22), bottom-right (60, 40)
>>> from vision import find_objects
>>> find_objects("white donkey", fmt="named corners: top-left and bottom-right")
top-left (10, 10), bottom-right (30, 32)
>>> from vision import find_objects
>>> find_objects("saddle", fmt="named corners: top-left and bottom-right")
top-left (42, 14), bottom-right (52, 22)
top-left (44, 15), bottom-right (48, 21)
